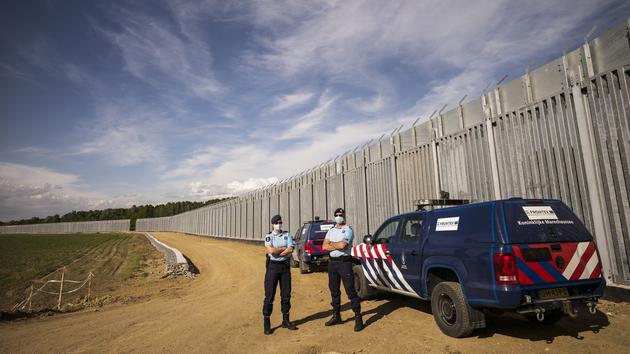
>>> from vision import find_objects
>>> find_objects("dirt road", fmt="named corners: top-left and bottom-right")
top-left (1, 232), bottom-right (629, 353)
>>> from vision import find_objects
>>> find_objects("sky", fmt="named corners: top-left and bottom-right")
top-left (1, 0), bottom-right (629, 221)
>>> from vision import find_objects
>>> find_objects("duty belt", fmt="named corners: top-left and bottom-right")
top-left (269, 259), bottom-right (290, 264)
top-left (330, 256), bottom-right (353, 262)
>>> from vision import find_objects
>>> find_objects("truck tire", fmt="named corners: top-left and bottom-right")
top-left (430, 281), bottom-right (475, 338)
top-left (353, 265), bottom-right (377, 300)
top-left (299, 260), bottom-right (310, 274)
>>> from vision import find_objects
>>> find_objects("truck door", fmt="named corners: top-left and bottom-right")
top-left (366, 217), bottom-right (402, 291)
top-left (387, 214), bottom-right (423, 296)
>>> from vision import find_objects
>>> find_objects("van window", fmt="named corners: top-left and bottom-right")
top-left (401, 215), bottom-right (422, 243)
top-left (373, 219), bottom-right (400, 244)
top-left (311, 223), bottom-right (335, 240)
top-left (503, 201), bottom-right (592, 243)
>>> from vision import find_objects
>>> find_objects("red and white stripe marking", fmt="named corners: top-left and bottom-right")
top-left (561, 241), bottom-right (600, 280)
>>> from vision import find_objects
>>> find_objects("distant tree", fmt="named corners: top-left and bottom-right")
top-left (0, 197), bottom-right (234, 227)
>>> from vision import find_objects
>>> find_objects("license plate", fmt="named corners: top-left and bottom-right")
top-left (538, 287), bottom-right (569, 300)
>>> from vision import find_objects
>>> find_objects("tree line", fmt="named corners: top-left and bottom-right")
top-left (0, 198), bottom-right (232, 230)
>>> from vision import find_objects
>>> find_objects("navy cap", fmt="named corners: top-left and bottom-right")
top-left (271, 214), bottom-right (282, 224)
top-left (334, 207), bottom-right (345, 215)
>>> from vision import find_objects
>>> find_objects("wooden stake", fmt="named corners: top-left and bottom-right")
top-left (57, 270), bottom-right (65, 310)
top-left (28, 284), bottom-right (33, 312)
top-left (87, 273), bottom-right (92, 300)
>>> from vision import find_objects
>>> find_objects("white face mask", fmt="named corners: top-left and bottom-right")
top-left (273, 223), bottom-right (282, 231)
top-left (334, 216), bottom-right (344, 224)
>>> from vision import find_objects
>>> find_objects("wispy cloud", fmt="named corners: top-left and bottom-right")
top-left (96, 4), bottom-right (223, 98)
top-left (70, 101), bottom-right (167, 167)
top-left (14, 146), bottom-right (52, 155)
top-left (270, 91), bottom-right (315, 112)
top-left (278, 92), bottom-right (337, 140)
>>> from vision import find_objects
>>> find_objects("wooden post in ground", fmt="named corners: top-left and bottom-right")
top-left (87, 273), bottom-right (92, 300)
top-left (57, 270), bottom-right (65, 310)
top-left (28, 284), bottom-right (33, 312)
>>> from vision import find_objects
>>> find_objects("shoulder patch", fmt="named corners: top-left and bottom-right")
top-left (284, 236), bottom-right (288, 240)
top-left (342, 229), bottom-right (346, 234)
top-left (265, 236), bottom-right (271, 242)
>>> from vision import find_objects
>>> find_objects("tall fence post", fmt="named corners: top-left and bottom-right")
top-left (571, 80), bottom-right (615, 283)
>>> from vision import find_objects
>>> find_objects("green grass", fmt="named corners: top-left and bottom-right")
top-left (125, 252), bottom-right (147, 279)
top-left (0, 233), bottom-right (125, 292)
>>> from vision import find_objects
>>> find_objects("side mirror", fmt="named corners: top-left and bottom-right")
top-left (363, 235), bottom-right (372, 244)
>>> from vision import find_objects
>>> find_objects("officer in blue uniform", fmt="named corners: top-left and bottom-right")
top-left (262, 214), bottom-right (297, 335)
top-left (322, 207), bottom-right (364, 331)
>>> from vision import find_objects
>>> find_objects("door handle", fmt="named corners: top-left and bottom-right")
top-left (410, 250), bottom-right (418, 256)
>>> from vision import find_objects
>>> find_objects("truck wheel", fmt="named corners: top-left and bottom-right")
top-left (525, 311), bottom-right (563, 325)
top-left (430, 282), bottom-right (475, 338)
top-left (353, 265), bottom-right (377, 300)
top-left (299, 260), bottom-right (310, 274)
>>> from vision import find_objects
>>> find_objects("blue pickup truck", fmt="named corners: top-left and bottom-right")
top-left (351, 198), bottom-right (605, 337)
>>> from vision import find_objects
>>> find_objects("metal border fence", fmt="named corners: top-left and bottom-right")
top-left (136, 20), bottom-right (630, 286)
top-left (0, 220), bottom-right (131, 234)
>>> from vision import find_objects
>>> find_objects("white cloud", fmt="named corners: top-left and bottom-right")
top-left (14, 146), bottom-right (52, 155)
top-left (0, 162), bottom-right (146, 221)
top-left (186, 176), bottom-right (279, 199)
top-left (270, 91), bottom-right (315, 112)
top-left (278, 92), bottom-right (337, 140)
top-left (97, 4), bottom-right (223, 98)
top-left (227, 177), bottom-right (279, 193)
top-left (163, 146), bottom-right (223, 179)
top-left (70, 102), bottom-right (166, 167)
top-left (353, 93), bottom-right (387, 114)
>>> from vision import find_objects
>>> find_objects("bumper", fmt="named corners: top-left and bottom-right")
top-left (476, 278), bottom-right (606, 309)
top-left (303, 253), bottom-right (330, 265)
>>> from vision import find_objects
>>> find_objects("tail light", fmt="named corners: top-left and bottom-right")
top-left (304, 241), bottom-right (313, 255)
top-left (494, 252), bottom-right (519, 285)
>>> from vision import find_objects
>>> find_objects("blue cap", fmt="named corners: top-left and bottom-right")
top-left (271, 214), bottom-right (282, 224)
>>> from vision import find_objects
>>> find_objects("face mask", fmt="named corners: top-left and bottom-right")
top-left (334, 216), bottom-right (344, 224)
top-left (273, 223), bottom-right (282, 231)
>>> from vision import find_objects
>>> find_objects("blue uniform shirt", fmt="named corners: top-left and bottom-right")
top-left (265, 231), bottom-right (295, 261)
top-left (324, 225), bottom-right (353, 257)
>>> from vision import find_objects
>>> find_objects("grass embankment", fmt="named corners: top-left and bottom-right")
top-left (0, 233), bottom-right (161, 311)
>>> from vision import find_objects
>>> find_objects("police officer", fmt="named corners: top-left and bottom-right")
top-left (322, 207), bottom-right (364, 332)
top-left (262, 214), bottom-right (297, 335)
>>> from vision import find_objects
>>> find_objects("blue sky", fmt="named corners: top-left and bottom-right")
top-left (1, 0), bottom-right (629, 221)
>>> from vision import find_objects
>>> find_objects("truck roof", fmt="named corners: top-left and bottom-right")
top-left (396, 198), bottom-right (564, 218)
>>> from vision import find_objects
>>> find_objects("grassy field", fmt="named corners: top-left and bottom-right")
top-left (0, 233), bottom-right (162, 311)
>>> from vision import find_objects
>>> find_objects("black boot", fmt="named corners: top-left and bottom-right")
top-left (354, 313), bottom-right (364, 332)
top-left (325, 311), bottom-right (342, 326)
top-left (282, 314), bottom-right (297, 330)
top-left (263, 316), bottom-right (272, 335)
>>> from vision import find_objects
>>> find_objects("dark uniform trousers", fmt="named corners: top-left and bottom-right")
top-left (262, 258), bottom-right (291, 317)
top-left (328, 257), bottom-right (361, 314)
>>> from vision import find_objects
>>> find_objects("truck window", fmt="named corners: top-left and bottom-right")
top-left (372, 219), bottom-right (400, 244)
top-left (400, 215), bottom-right (422, 243)
top-left (503, 201), bottom-right (593, 243)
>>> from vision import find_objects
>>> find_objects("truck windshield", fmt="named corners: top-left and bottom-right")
top-left (311, 223), bottom-right (335, 240)
top-left (503, 201), bottom-right (593, 243)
